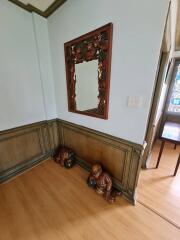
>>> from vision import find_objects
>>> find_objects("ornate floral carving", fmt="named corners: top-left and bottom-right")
top-left (64, 23), bottom-right (113, 119)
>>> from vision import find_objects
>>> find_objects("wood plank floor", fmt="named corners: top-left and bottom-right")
top-left (0, 160), bottom-right (180, 240)
top-left (138, 140), bottom-right (180, 227)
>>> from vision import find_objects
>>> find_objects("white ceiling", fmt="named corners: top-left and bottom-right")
top-left (20, 0), bottom-right (55, 11)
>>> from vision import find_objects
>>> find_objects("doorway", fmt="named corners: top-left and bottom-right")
top-left (142, 2), bottom-right (172, 168)
top-left (137, 59), bottom-right (180, 228)
top-left (137, 2), bottom-right (180, 229)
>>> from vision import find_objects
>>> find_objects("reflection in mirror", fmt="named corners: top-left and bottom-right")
top-left (75, 60), bottom-right (99, 111)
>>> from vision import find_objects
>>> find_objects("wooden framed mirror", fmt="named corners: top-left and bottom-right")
top-left (64, 23), bottom-right (113, 119)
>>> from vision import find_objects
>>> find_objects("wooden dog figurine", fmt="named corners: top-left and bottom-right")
top-left (54, 146), bottom-right (76, 169)
top-left (87, 163), bottom-right (121, 203)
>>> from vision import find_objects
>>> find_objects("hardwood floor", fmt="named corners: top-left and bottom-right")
top-left (138, 140), bottom-right (180, 228)
top-left (0, 159), bottom-right (180, 240)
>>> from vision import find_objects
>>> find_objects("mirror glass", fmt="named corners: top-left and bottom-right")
top-left (75, 60), bottom-right (99, 112)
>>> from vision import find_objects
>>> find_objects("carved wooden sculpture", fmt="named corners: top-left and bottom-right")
top-left (87, 164), bottom-right (121, 203)
top-left (54, 146), bottom-right (76, 169)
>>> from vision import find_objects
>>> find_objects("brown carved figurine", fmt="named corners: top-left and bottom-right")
top-left (54, 146), bottom-right (76, 169)
top-left (87, 164), bottom-right (121, 203)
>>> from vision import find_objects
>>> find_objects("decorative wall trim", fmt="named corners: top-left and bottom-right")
top-left (0, 119), bottom-right (145, 204)
top-left (8, 0), bottom-right (67, 18)
top-left (57, 119), bottom-right (145, 204)
top-left (0, 119), bottom-right (58, 183)
top-left (0, 153), bottom-right (50, 183)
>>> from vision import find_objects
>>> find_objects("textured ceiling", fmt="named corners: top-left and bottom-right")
top-left (19, 0), bottom-right (55, 11)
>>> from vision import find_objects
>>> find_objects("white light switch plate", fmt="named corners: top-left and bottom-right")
top-left (127, 96), bottom-right (143, 108)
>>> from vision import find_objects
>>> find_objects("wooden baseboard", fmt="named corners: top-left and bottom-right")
top-left (0, 153), bottom-right (51, 183)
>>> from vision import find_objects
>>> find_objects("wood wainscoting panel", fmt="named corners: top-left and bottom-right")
top-left (62, 125), bottom-right (127, 183)
top-left (48, 119), bottom-right (60, 152)
top-left (0, 120), bottom-right (59, 183)
top-left (58, 119), bottom-right (144, 203)
top-left (0, 129), bottom-right (42, 172)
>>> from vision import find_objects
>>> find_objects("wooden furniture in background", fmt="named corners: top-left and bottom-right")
top-left (156, 122), bottom-right (180, 176)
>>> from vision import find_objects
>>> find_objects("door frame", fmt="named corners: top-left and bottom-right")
top-left (142, 2), bottom-right (172, 168)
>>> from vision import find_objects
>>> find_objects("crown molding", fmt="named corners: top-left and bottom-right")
top-left (8, 0), bottom-right (67, 18)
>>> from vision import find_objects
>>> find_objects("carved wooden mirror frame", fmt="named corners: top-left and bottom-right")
top-left (64, 23), bottom-right (113, 119)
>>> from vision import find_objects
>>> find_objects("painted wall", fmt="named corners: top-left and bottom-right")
top-left (32, 13), bottom-right (57, 120)
top-left (0, 0), bottom-right (56, 131)
top-left (48, 0), bottom-right (169, 144)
